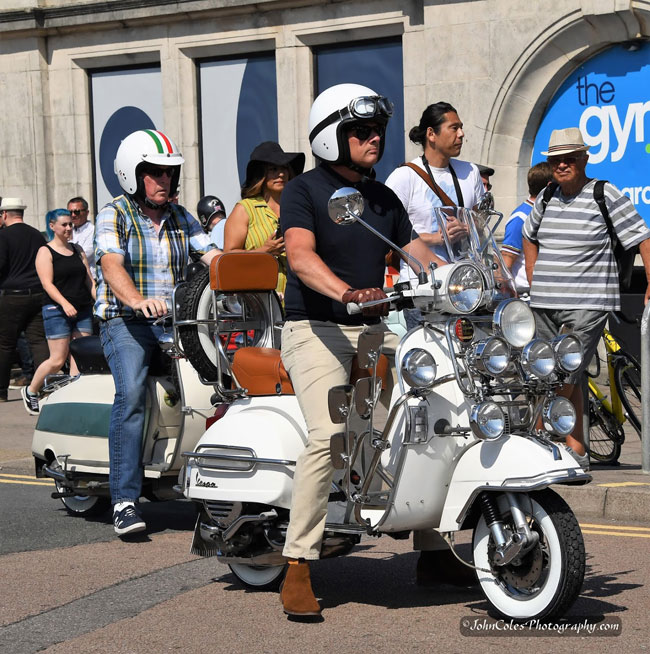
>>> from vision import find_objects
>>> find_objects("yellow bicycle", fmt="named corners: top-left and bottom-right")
top-left (587, 316), bottom-right (642, 464)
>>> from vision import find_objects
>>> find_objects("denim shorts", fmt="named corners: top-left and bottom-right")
top-left (42, 304), bottom-right (93, 339)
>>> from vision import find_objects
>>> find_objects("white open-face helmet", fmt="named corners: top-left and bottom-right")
top-left (114, 129), bottom-right (184, 199)
top-left (308, 83), bottom-right (393, 167)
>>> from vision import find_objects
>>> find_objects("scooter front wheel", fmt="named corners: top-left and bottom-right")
top-left (228, 563), bottom-right (287, 591)
top-left (55, 481), bottom-right (111, 517)
top-left (472, 489), bottom-right (585, 621)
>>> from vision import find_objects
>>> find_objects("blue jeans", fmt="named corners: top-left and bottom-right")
top-left (99, 318), bottom-right (164, 504)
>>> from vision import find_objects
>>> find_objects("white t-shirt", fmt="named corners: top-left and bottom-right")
top-left (385, 157), bottom-right (484, 281)
top-left (70, 220), bottom-right (95, 278)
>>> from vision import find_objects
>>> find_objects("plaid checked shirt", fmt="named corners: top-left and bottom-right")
top-left (94, 194), bottom-right (214, 320)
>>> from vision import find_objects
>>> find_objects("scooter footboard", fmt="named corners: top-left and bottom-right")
top-left (184, 398), bottom-right (307, 508)
top-left (437, 435), bottom-right (590, 531)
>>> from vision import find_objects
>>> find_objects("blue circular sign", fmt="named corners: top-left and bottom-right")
top-left (99, 107), bottom-right (156, 198)
top-left (533, 43), bottom-right (650, 226)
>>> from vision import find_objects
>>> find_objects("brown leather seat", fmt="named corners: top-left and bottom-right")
top-left (231, 347), bottom-right (389, 396)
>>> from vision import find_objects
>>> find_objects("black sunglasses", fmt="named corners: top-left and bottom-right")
top-left (69, 209), bottom-right (87, 215)
top-left (348, 124), bottom-right (385, 141)
top-left (547, 155), bottom-right (582, 166)
top-left (142, 166), bottom-right (174, 179)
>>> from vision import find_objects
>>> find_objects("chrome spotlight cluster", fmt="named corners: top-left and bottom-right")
top-left (457, 299), bottom-right (584, 382)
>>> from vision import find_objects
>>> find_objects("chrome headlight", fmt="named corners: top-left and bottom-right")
top-left (521, 339), bottom-right (556, 379)
top-left (401, 348), bottom-right (437, 390)
top-left (446, 263), bottom-right (484, 313)
top-left (542, 397), bottom-right (576, 436)
top-left (493, 298), bottom-right (535, 348)
top-left (467, 337), bottom-right (511, 377)
top-left (553, 334), bottom-right (583, 374)
top-left (470, 402), bottom-right (506, 440)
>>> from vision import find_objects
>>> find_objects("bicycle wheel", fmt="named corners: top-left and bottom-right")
top-left (587, 395), bottom-right (623, 464)
top-left (614, 354), bottom-right (641, 436)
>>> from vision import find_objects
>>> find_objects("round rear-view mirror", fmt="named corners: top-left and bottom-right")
top-left (327, 187), bottom-right (364, 225)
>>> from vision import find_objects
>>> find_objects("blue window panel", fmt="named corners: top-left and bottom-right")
top-left (315, 39), bottom-right (404, 183)
top-left (90, 66), bottom-right (163, 211)
top-left (199, 54), bottom-right (277, 215)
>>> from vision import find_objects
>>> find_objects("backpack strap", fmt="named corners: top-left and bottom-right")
top-left (593, 179), bottom-right (615, 243)
top-left (540, 182), bottom-right (558, 215)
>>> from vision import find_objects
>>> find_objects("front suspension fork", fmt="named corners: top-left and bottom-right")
top-left (479, 491), bottom-right (539, 566)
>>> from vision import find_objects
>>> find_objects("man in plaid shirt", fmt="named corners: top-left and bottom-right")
top-left (94, 129), bottom-right (218, 537)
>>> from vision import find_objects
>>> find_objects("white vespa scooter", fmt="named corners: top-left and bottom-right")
top-left (31, 265), bottom-right (281, 518)
top-left (182, 190), bottom-right (590, 621)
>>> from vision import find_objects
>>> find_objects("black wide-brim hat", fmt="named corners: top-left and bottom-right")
top-left (244, 141), bottom-right (306, 188)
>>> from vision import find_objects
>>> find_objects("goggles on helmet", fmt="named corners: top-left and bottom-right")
top-left (309, 95), bottom-right (394, 144)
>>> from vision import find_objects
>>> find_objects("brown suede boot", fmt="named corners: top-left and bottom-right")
top-left (280, 560), bottom-right (321, 616)
top-left (416, 549), bottom-right (478, 587)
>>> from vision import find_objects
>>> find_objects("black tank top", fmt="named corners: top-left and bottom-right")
top-left (44, 245), bottom-right (93, 311)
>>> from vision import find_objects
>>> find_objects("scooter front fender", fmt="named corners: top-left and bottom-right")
top-left (437, 434), bottom-right (591, 531)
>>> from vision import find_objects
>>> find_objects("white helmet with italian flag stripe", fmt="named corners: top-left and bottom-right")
top-left (114, 129), bottom-right (185, 198)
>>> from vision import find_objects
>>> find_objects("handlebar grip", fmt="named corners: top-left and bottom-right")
top-left (346, 302), bottom-right (362, 315)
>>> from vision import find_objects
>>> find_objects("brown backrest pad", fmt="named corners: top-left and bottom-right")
top-left (210, 252), bottom-right (279, 291)
top-left (232, 347), bottom-right (389, 396)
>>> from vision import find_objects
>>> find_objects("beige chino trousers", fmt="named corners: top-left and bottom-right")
top-left (280, 319), bottom-right (399, 560)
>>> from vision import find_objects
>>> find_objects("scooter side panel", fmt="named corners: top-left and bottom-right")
top-left (185, 395), bottom-right (307, 508)
top-left (164, 358), bottom-right (216, 471)
top-left (377, 396), bottom-right (471, 533)
top-left (437, 435), bottom-right (584, 531)
top-left (32, 376), bottom-right (115, 472)
top-left (377, 324), bottom-right (473, 532)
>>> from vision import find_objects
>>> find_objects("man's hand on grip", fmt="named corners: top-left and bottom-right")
top-left (341, 287), bottom-right (389, 317)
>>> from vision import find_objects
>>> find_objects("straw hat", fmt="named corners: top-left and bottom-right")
top-left (0, 197), bottom-right (27, 211)
top-left (541, 128), bottom-right (590, 157)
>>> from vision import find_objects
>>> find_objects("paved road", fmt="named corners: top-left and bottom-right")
top-left (2, 389), bottom-right (649, 653)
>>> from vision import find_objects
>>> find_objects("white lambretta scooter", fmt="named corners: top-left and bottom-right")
top-left (31, 264), bottom-right (281, 517)
top-left (182, 190), bottom-right (590, 621)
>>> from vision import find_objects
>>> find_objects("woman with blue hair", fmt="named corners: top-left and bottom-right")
top-left (21, 208), bottom-right (95, 415)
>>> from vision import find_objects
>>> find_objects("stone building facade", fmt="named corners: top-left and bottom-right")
top-left (1, 0), bottom-right (649, 228)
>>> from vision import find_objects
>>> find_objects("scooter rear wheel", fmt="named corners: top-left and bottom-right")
top-left (472, 489), bottom-right (585, 621)
top-left (55, 481), bottom-right (111, 517)
top-left (228, 563), bottom-right (287, 590)
top-left (228, 563), bottom-right (287, 591)
top-left (176, 267), bottom-right (278, 381)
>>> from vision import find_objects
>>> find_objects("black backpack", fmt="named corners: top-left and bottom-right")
top-left (540, 180), bottom-right (638, 291)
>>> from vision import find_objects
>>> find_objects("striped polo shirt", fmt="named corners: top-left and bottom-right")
top-left (94, 194), bottom-right (214, 320)
top-left (523, 180), bottom-right (650, 311)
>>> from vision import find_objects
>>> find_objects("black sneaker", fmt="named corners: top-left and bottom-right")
top-left (21, 386), bottom-right (40, 415)
top-left (113, 504), bottom-right (146, 536)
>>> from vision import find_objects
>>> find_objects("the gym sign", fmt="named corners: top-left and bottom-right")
top-left (532, 42), bottom-right (650, 226)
